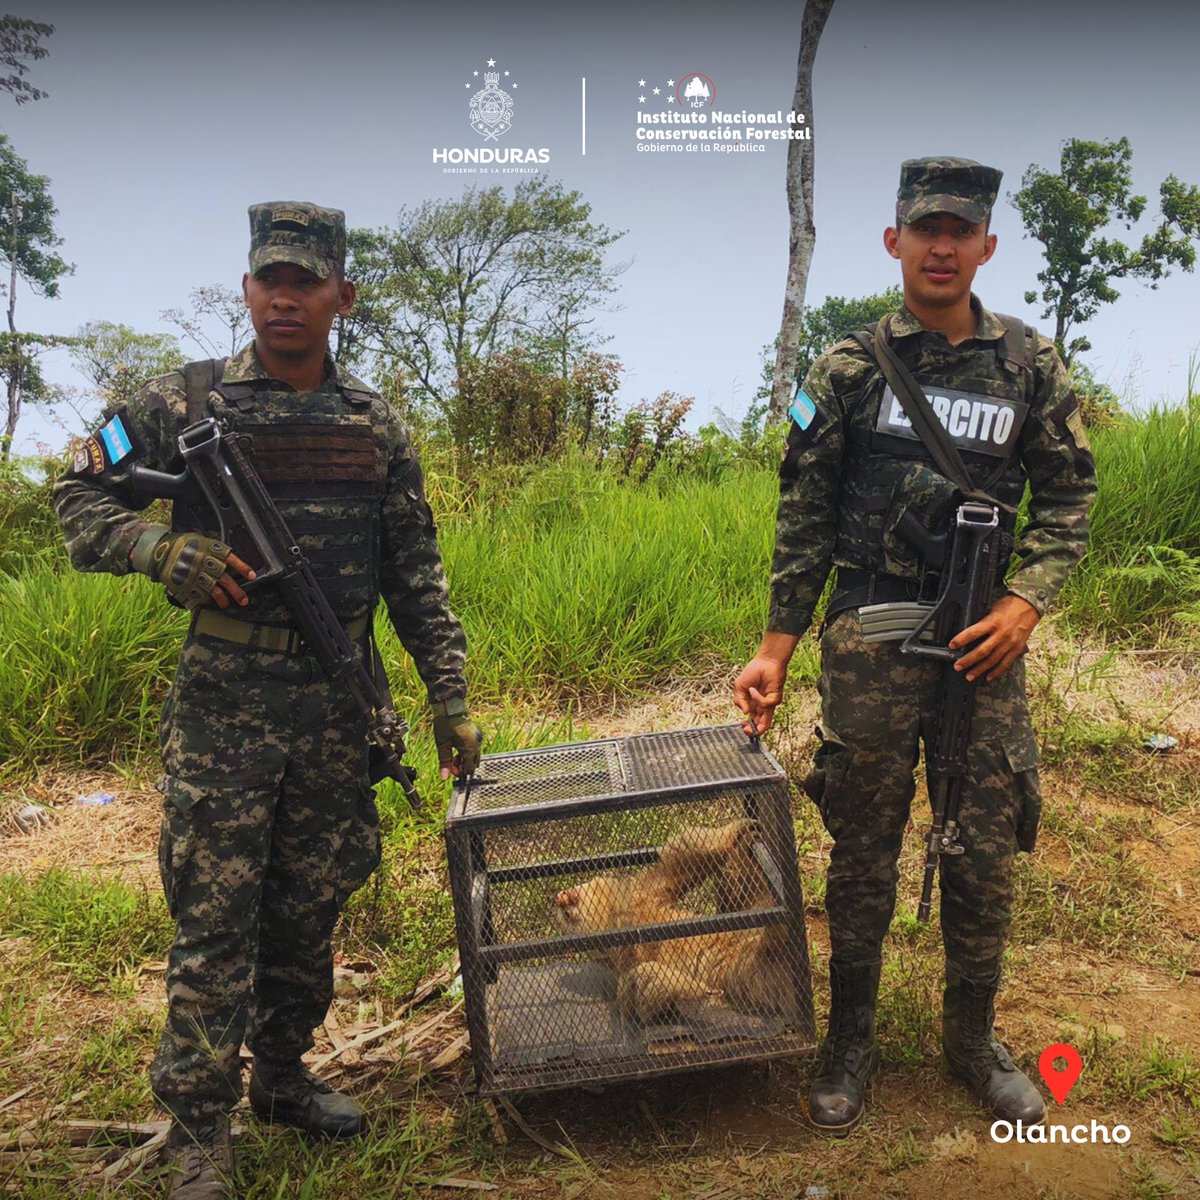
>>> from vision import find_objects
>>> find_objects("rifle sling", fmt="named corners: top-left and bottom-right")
top-left (853, 316), bottom-right (1016, 513)
top-left (183, 358), bottom-right (228, 424)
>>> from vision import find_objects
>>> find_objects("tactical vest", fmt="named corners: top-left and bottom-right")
top-left (171, 357), bottom-right (387, 627)
top-left (832, 315), bottom-right (1035, 582)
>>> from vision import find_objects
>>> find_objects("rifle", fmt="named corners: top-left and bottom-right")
top-left (129, 412), bottom-right (422, 810)
top-left (895, 501), bottom-right (1006, 923)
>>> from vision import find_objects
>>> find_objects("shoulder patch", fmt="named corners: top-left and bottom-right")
top-left (789, 387), bottom-right (817, 431)
top-left (781, 388), bottom-right (826, 478)
top-left (69, 407), bottom-right (145, 477)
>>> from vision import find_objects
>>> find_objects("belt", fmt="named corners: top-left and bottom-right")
top-left (824, 568), bottom-right (940, 632)
top-left (192, 608), bottom-right (370, 655)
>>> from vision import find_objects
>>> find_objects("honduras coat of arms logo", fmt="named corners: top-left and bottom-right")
top-left (469, 71), bottom-right (513, 140)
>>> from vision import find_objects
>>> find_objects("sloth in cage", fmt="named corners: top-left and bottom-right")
top-left (553, 819), bottom-right (792, 1023)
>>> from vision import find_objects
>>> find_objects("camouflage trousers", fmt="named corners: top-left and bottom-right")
top-left (149, 632), bottom-right (382, 1126)
top-left (803, 611), bottom-right (1042, 977)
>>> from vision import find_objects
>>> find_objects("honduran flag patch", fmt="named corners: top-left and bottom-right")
top-left (789, 387), bottom-right (817, 431)
top-left (71, 407), bottom-right (143, 477)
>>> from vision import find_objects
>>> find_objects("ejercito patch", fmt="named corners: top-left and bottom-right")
top-left (272, 206), bottom-right (310, 227)
top-left (876, 386), bottom-right (1028, 459)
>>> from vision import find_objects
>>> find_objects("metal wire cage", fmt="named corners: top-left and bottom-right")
top-left (445, 725), bottom-right (815, 1096)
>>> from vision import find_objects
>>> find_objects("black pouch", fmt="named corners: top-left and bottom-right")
top-left (881, 462), bottom-right (959, 577)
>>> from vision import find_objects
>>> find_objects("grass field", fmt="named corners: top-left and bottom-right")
top-left (1, 639), bottom-right (1198, 1198)
top-left (3, 382), bottom-right (1199, 780)
top-left (1, 385), bottom-right (1199, 1197)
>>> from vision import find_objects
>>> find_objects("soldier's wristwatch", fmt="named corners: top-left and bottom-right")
top-left (430, 696), bottom-right (468, 718)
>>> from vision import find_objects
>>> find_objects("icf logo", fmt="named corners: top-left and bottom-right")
top-left (677, 72), bottom-right (715, 109)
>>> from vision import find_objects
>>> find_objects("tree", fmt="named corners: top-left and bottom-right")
top-left (161, 284), bottom-right (253, 359)
top-left (769, 0), bottom-right (838, 424)
top-left (1012, 137), bottom-right (1200, 367)
top-left (1, 15), bottom-right (53, 105)
top-left (38, 320), bottom-right (185, 434)
top-left (0, 134), bottom-right (72, 460)
top-left (341, 178), bottom-right (623, 444)
top-left (753, 286), bottom-right (902, 432)
top-left (70, 320), bottom-right (183, 403)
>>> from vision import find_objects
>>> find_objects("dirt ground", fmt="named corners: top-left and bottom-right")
top-left (2, 639), bottom-right (1199, 1198)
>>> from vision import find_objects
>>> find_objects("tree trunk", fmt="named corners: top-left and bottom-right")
top-left (1055, 308), bottom-right (1070, 364)
top-left (769, 0), bottom-right (837, 425)
top-left (3, 194), bottom-right (20, 462)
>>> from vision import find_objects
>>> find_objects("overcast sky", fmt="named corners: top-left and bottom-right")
top-left (5, 0), bottom-right (1199, 455)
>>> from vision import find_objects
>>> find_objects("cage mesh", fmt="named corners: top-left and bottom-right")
top-left (446, 725), bottom-right (815, 1096)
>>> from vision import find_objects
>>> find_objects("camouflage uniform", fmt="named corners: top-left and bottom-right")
top-left (769, 184), bottom-right (1096, 981)
top-left (53, 207), bottom-right (468, 1128)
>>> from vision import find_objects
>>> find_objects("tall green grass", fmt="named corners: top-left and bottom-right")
top-left (2, 385), bottom-right (1198, 775)
top-left (0, 465), bottom-right (779, 774)
top-left (1058, 380), bottom-right (1200, 637)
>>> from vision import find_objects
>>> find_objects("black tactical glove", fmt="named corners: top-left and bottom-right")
top-left (131, 525), bottom-right (235, 610)
top-left (432, 698), bottom-right (482, 779)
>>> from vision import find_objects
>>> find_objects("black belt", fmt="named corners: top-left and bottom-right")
top-left (824, 568), bottom-right (940, 631)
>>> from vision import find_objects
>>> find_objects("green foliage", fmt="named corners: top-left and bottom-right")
top-left (0, 450), bottom-right (71, 572)
top-left (5, 377), bottom-right (1200, 773)
top-left (687, 418), bottom-right (787, 482)
top-left (755, 287), bottom-right (903, 430)
top-left (0, 869), bottom-right (172, 991)
top-left (27, 321), bottom-right (186, 442)
top-left (0, 462), bottom-right (779, 774)
top-left (1069, 357), bottom-right (1123, 428)
top-left (0, 134), bottom-right (71, 300)
top-left (1081, 546), bottom-right (1200, 639)
top-left (1011, 137), bottom-right (1200, 364)
top-left (343, 178), bottom-right (624, 442)
top-left (1060, 378), bottom-right (1200, 639)
top-left (0, 566), bottom-right (186, 770)
top-left (0, 330), bottom-right (63, 426)
top-left (453, 346), bottom-right (620, 463)
top-left (69, 320), bottom-right (184, 409)
top-left (0, 14), bottom-right (54, 105)
top-left (0, 133), bottom-right (74, 460)
top-left (1111, 1038), bottom-right (1200, 1106)
top-left (611, 390), bottom-right (694, 482)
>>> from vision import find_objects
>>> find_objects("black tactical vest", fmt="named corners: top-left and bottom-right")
top-left (833, 319), bottom-right (1034, 581)
top-left (171, 359), bottom-right (387, 627)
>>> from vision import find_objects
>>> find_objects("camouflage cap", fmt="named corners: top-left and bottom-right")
top-left (896, 157), bottom-right (1003, 225)
top-left (248, 201), bottom-right (346, 279)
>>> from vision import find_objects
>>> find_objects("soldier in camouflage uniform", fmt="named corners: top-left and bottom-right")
top-left (54, 203), bottom-right (483, 1199)
top-left (734, 159), bottom-right (1096, 1135)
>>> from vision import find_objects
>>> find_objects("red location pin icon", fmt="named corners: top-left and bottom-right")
top-left (1038, 1043), bottom-right (1083, 1105)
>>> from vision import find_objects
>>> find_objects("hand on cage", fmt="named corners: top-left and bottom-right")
top-left (733, 654), bottom-right (788, 735)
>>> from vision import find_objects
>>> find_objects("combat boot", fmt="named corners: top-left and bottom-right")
top-left (249, 1059), bottom-right (366, 1138)
top-left (807, 957), bottom-right (881, 1136)
top-left (943, 967), bottom-right (1045, 1124)
top-left (165, 1115), bottom-right (232, 1200)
